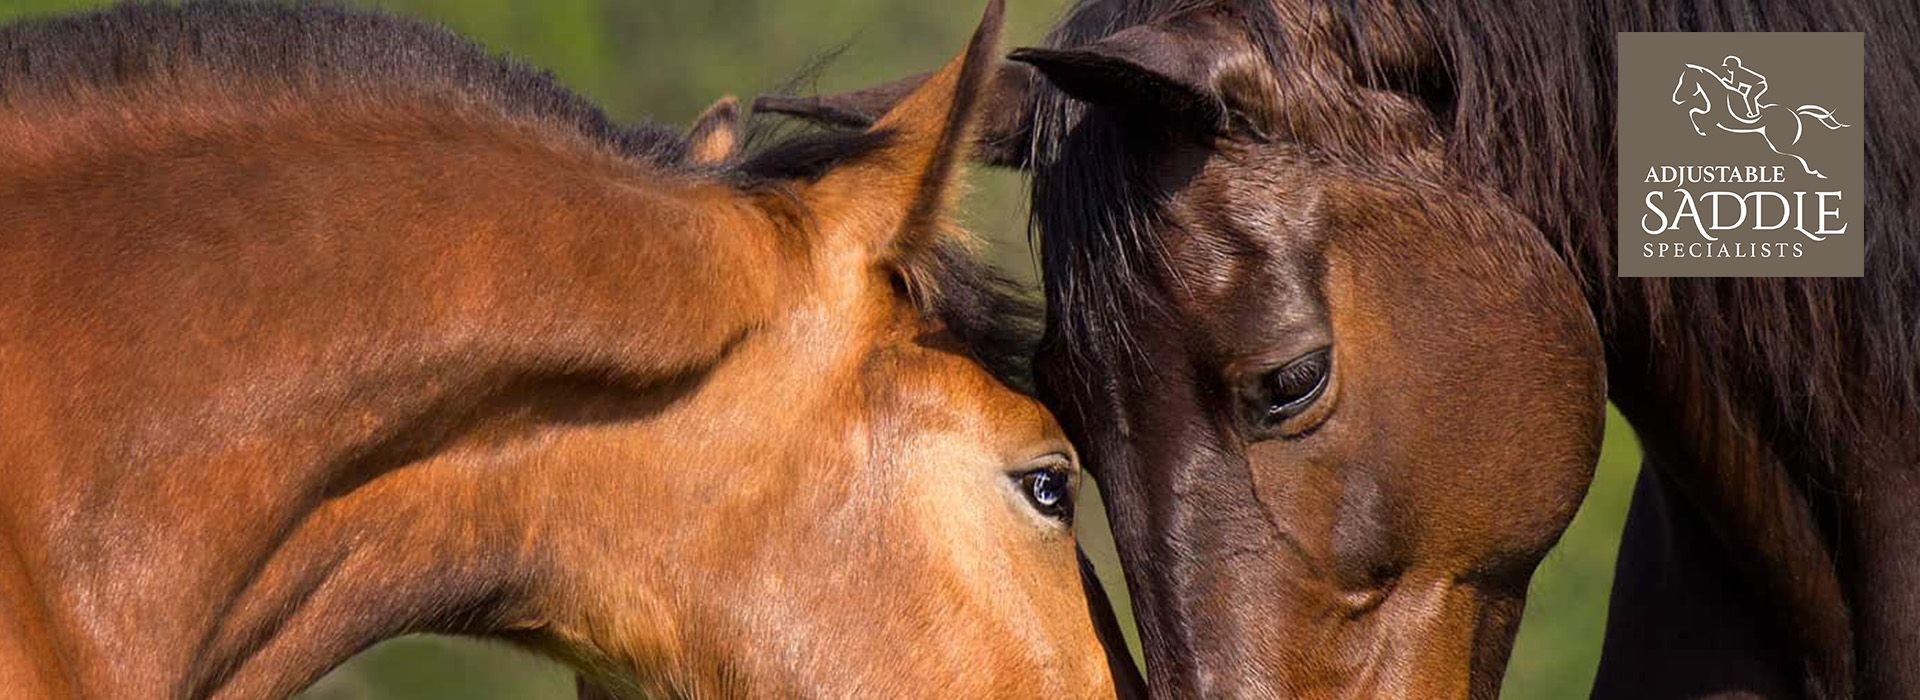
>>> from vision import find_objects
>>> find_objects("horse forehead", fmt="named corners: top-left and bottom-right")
top-left (862, 339), bottom-right (1058, 446)
top-left (1161, 153), bottom-right (1330, 295)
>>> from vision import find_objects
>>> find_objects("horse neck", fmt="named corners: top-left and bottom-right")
top-left (1564, 216), bottom-right (1873, 697)
top-left (1600, 305), bottom-right (1854, 667)
top-left (0, 97), bottom-right (805, 698)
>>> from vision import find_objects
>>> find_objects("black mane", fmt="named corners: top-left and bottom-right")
top-left (0, 1), bottom-right (933, 185)
top-left (0, 1), bottom-right (694, 165)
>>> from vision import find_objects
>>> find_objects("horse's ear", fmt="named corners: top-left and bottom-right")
top-left (774, 0), bottom-right (1005, 271)
top-left (686, 96), bottom-right (742, 165)
top-left (1009, 11), bottom-right (1273, 138)
top-left (753, 58), bottom-right (1035, 167)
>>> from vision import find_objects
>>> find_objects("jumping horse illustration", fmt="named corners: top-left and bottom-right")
top-left (1672, 57), bottom-right (1850, 178)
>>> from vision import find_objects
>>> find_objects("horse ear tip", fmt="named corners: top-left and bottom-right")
top-left (980, 0), bottom-right (1005, 30)
top-left (963, 0), bottom-right (1007, 60)
top-left (696, 96), bottom-right (741, 127)
top-left (1007, 47), bottom-right (1083, 75)
top-left (1006, 47), bottom-right (1046, 63)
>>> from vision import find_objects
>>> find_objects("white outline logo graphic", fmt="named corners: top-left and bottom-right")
top-left (1671, 55), bottom-right (1850, 178)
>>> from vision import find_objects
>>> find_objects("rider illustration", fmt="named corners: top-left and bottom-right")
top-left (1720, 55), bottom-right (1768, 121)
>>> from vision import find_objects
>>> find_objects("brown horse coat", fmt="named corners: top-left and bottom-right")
top-left (0, 2), bottom-right (1121, 698)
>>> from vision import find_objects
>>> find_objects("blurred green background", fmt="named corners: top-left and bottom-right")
top-left (0, 0), bottom-right (1641, 696)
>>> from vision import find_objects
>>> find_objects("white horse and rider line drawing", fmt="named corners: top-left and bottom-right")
top-left (1672, 55), bottom-right (1850, 178)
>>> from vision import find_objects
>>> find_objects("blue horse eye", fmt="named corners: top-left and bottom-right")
top-left (1032, 472), bottom-right (1062, 505)
top-left (1018, 468), bottom-right (1074, 522)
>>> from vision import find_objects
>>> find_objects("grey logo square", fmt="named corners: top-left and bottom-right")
top-left (1618, 32), bottom-right (1864, 277)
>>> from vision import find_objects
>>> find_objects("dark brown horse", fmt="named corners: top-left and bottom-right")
top-left (0, 2), bottom-right (1131, 697)
top-left (764, 0), bottom-right (1918, 697)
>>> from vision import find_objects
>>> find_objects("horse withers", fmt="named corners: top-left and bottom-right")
top-left (0, 2), bottom-right (1126, 697)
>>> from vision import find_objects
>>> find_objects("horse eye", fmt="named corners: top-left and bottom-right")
top-left (1016, 467), bottom-right (1075, 523)
top-left (1243, 348), bottom-right (1332, 436)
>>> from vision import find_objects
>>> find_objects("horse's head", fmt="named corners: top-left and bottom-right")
top-left (527, 3), bottom-right (1120, 695)
top-left (1674, 65), bottom-right (1713, 109)
top-left (764, 0), bottom-right (1606, 696)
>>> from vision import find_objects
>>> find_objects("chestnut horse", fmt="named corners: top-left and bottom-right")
top-left (765, 0), bottom-right (1917, 697)
top-left (0, 2), bottom-right (1129, 698)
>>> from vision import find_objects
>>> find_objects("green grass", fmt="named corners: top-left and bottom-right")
top-left (299, 637), bottom-right (573, 700)
top-left (1501, 408), bottom-right (1641, 697)
top-left (0, 2), bottom-right (1644, 696)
